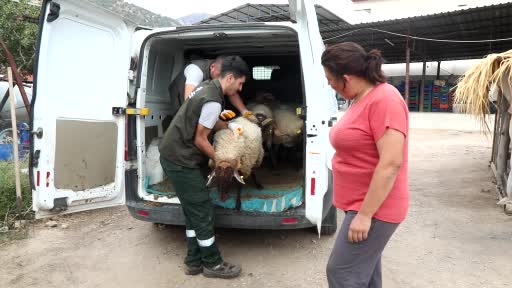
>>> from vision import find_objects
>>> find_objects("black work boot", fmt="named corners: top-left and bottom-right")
top-left (203, 261), bottom-right (241, 279)
top-left (185, 264), bottom-right (203, 275)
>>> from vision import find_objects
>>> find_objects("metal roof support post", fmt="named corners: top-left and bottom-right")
top-left (436, 61), bottom-right (441, 80)
top-left (405, 37), bottom-right (410, 106)
top-left (420, 57), bottom-right (426, 112)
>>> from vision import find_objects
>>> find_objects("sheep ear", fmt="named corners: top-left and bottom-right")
top-left (233, 170), bottom-right (245, 184)
top-left (206, 170), bottom-right (216, 187)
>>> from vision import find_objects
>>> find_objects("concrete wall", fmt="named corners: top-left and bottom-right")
top-left (338, 111), bottom-right (495, 132)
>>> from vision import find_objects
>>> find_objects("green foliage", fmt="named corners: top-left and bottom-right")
top-left (0, 159), bottom-right (32, 228)
top-left (0, 0), bottom-right (40, 75)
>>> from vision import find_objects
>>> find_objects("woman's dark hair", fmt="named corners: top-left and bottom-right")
top-left (321, 42), bottom-right (386, 84)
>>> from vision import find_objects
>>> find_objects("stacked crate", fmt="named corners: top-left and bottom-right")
top-left (395, 81), bottom-right (406, 99)
top-left (440, 86), bottom-right (450, 112)
top-left (423, 80), bottom-right (433, 112)
top-left (408, 80), bottom-right (420, 112)
top-left (448, 89), bottom-right (454, 112)
top-left (432, 84), bottom-right (442, 112)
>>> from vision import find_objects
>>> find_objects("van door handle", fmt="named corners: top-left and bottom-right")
top-left (31, 128), bottom-right (43, 139)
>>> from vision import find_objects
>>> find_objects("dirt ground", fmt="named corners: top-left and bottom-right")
top-left (1, 129), bottom-right (512, 288)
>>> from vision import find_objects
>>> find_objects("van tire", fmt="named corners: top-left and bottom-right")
top-left (320, 205), bottom-right (337, 236)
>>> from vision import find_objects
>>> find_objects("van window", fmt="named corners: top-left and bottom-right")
top-left (252, 66), bottom-right (280, 80)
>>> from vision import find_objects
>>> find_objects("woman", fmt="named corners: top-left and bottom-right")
top-left (322, 42), bottom-right (409, 288)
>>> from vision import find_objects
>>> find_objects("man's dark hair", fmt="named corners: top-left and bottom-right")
top-left (220, 56), bottom-right (249, 79)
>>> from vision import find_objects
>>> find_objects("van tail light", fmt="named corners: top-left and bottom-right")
top-left (137, 209), bottom-right (149, 217)
top-left (282, 217), bottom-right (298, 224)
top-left (311, 177), bottom-right (316, 196)
top-left (46, 172), bottom-right (50, 187)
top-left (37, 171), bottom-right (40, 187)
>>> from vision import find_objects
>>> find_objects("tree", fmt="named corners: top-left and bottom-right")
top-left (0, 0), bottom-right (40, 76)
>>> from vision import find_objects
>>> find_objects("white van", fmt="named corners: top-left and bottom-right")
top-left (31, 0), bottom-right (339, 234)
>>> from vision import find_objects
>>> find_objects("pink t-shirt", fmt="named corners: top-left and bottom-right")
top-left (329, 83), bottom-right (409, 223)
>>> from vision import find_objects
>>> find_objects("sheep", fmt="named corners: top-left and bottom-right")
top-left (247, 102), bottom-right (274, 151)
top-left (270, 105), bottom-right (305, 169)
top-left (145, 138), bottom-right (165, 185)
top-left (272, 105), bottom-right (304, 148)
top-left (206, 117), bottom-right (265, 210)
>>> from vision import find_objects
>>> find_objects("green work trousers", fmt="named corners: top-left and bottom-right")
top-left (159, 156), bottom-right (223, 268)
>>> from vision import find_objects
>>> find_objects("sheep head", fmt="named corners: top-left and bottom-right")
top-left (206, 160), bottom-right (245, 201)
top-left (257, 116), bottom-right (274, 150)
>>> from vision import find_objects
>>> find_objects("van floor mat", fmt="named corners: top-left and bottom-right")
top-left (145, 167), bottom-right (304, 213)
top-left (145, 176), bottom-right (176, 197)
top-left (210, 185), bottom-right (303, 212)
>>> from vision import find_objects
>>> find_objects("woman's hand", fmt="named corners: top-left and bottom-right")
top-left (348, 213), bottom-right (372, 243)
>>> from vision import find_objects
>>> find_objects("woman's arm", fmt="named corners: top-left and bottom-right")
top-left (348, 128), bottom-right (405, 243)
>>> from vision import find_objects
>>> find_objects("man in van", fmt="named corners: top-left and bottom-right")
top-left (159, 56), bottom-right (249, 279)
top-left (169, 55), bottom-right (257, 123)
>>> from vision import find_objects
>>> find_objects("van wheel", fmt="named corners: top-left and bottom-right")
top-left (320, 206), bottom-right (337, 236)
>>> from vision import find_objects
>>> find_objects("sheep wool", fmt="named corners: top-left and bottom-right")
top-left (272, 106), bottom-right (304, 147)
top-left (145, 138), bottom-right (165, 185)
top-left (213, 117), bottom-right (264, 177)
top-left (247, 103), bottom-right (273, 120)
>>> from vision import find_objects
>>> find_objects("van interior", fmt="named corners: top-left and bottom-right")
top-left (138, 28), bottom-right (306, 212)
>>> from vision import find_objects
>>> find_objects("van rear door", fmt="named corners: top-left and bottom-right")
top-left (292, 0), bottom-right (338, 233)
top-left (31, 0), bottom-right (135, 218)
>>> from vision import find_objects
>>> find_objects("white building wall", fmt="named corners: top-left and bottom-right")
top-left (350, 0), bottom-right (511, 22)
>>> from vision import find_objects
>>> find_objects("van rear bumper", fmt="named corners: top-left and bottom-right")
top-left (126, 201), bottom-right (315, 230)
top-left (124, 168), bottom-right (335, 230)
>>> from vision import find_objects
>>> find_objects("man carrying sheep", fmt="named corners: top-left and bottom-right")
top-left (158, 56), bottom-right (249, 279)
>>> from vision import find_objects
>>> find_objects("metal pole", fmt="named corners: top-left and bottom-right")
top-left (436, 61), bottom-right (441, 79)
top-left (7, 67), bottom-right (22, 213)
top-left (405, 38), bottom-right (410, 105)
top-left (420, 58), bottom-right (426, 112)
top-left (0, 38), bottom-right (30, 116)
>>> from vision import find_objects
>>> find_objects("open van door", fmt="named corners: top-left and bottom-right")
top-left (31, 0), bottom-right (135, 218)
top-left (291, 0), bottom-right (339, 233)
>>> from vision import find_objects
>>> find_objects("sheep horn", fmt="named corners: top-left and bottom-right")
top-left (233, 170), bottom-right (246, 184)
top-left (206, 170), bottom-right (216, 187)
top-left (261, 118), bottom-right (273, 127)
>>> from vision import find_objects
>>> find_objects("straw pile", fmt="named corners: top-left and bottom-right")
top-left (454, 49), bottom-right (512, 133)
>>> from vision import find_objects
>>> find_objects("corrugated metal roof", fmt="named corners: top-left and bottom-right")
top-left (197, 3), bottom-right (350, 30)
top-left (323, 2), bottom-right (512, 63)
top-left (199, 2), bottom-right (512, 64)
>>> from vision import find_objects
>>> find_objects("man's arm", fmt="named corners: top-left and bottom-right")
top-left (184, 84), bottom-right (197, 100)
top-left (183, 64), bottom-right (204, 100)
top-left (194, 124), bottom-right (215, 160)
top-left (228, 93), bottom-right (248, 114)
top-left (213, 120), bottom-right (229, 132)
top-left (228, 93), bottom-right (259, 124)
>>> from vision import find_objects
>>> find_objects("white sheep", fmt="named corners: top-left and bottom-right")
top-left (272, 105), bottom-right (304, 147)
top-left (207, 117), bottom-right (265, 209)
top-left (269, 105), bottom-right (304, 169)
top-left (145, 138), bottom-right (165, 185)
top-left (247, 102), bottom-right (274, 150)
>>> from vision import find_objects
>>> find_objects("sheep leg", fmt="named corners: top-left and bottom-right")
top-left (252, 173), bottom-right (264, 190)
top-left (236, 184), bottom-right (242, 211)
top-left (270, 144), bottom-right (279, 169)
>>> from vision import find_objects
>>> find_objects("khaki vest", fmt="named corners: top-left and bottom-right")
top-left (167, 59), bottom-right (214, 118)
top-left (159, 79), bottom-right (224, 168)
